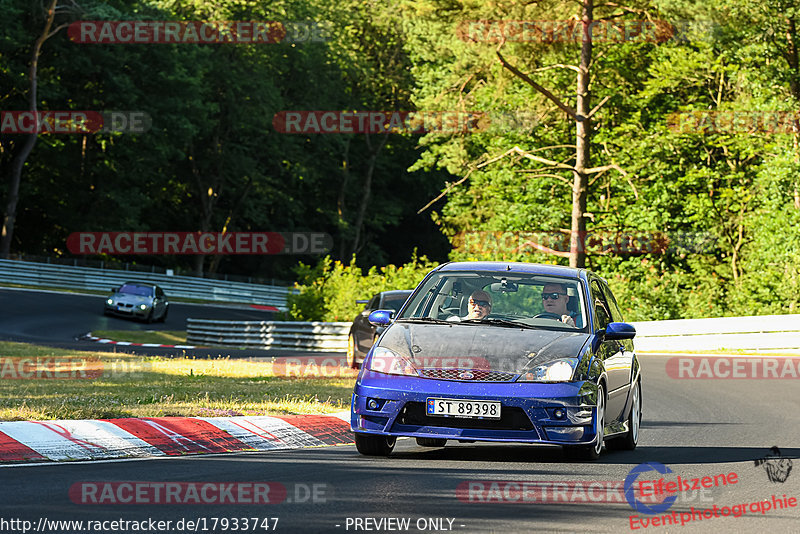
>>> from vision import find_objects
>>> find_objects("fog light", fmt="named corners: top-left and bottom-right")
top-left (553, 408), bottom-right (565, 420)
top-left (139, 304), bottom-right (147, 310)
top-left (106, 299), bottom-right (113, 305)
top-left (544, 426), bottom-right (585, 441)
top-left (367, 398), bottom-right (380, 410)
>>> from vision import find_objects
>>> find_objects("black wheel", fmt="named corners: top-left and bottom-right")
top-left (606, 380), bottom-right (640, 451)
top-left (158, 306), bottom-right (168, 323)
top-left (534, 312), bottom-right (562, 320)
top-left (354, 433), bottom-right (396, 456)
top-left (565, 384), bottom-right (605, 461)
top-left (416, 437), bottom-right (447, 447)
top-left (346, 334), bottom-right (357, 369)
top-left (143, 308), bottom-right (154, 324)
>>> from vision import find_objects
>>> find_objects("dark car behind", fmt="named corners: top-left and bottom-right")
top-left (347, 290), bottom-right (413, 368)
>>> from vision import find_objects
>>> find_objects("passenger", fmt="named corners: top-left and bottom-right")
top-left (447, 289), bottom-right (493, 321)
top-left (541, 283), bottom-right (576, 327)
top-left (466, 290), bottom-right (492, 319)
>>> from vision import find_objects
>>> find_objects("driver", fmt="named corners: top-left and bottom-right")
top-left (541, 283), bottom-right (576, 327)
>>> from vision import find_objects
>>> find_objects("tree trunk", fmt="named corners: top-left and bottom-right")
top-left (570, 0), bottom-right (594, 268)
top-left (350, 133), bottom-right (388, 257)
top-left (1, 0), bottom-right (60, 255)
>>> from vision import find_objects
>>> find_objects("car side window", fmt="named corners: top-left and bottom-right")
top-left (367, 295), bottom-right (380, 310)
top-left (590, 280), bottom-right (612, 331)
top-left (600, 282), bottom-right (624, 323)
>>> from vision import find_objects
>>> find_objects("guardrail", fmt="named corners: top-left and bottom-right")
top-left (185, 314), bottom-right (800, 353)
top-left (630, 314), bottom-right (800, 352)
top-left (186, 319), bottom-right (350, 351)
top-left (0, 259), bottom-right (290, 308)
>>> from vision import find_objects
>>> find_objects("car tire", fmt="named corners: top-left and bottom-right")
top-left (158, 306), bottom-right (168, 323)
top-left (144, 309), bottom-right (154, 324)
top-left (565, 383), bottom-right (605, 461)
top-left (416, 438), bottom-right (447, 447)
top-left (606, 380), bottom-right (640, 451)
top-left (354, 433), bottom-right (396, 456)
top-left (346, 334), bottom-right (358, 369)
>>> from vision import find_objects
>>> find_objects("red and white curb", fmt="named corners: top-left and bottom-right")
top-left (0, 412), bottom-right (352, 464)
top-left (80, 333), bottom-right (197, 349)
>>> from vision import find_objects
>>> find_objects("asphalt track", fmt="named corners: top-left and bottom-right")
top-left (1, 288), bottom-right (798, 532)
top-left (0, 288), bottom-right (336, 359)
top-left (0, 363), bottom-right (797, 532)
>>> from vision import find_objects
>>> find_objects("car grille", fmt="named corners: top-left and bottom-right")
top-left (418, 369), bottom-right (516, 382)
top-left (118, 303), bottom-right (133, 308)
top-left (395, 402), bottom-right (534, 431)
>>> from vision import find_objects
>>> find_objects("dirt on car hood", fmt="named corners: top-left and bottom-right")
top-left (379, 322), bottom-right (590, 374)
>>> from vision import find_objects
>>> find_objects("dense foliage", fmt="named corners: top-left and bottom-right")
top-left (2, 0), bottom-right (799, 320)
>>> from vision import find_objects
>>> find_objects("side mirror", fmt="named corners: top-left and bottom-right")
top-left (368, 309), bottom-right (393, 326)
top-left (604, 322), bottom-right (636, 340)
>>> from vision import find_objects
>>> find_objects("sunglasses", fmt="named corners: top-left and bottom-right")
top-left (541, 292), bottom-right (566, 301)
top-left (469, 299), bottom-right (491, 307)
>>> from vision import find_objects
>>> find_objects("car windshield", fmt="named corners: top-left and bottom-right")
top-left (382, 293), bottom-right (411, 313)
top-left (118, 284), bottom-right (153, 297)
top-left (397, 271), bottom-right (588, 331)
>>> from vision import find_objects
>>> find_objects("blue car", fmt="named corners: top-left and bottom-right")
top-left (350, 261), bottom-right (641, 460)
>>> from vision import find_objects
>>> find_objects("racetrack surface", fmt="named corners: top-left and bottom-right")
top-left (1, 355), bottom-right (797, 533)
top-left (0, 288), bottom-right (338, 359)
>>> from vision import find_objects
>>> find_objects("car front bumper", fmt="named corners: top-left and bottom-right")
top-left (351, 373), bottom-right (600, 446)
top-left (104, 304), bottom-right (151, 318)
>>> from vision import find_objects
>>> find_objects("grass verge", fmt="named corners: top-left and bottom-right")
top-left (91, 330), bottom-right (187, 345)
top-left (0, 342), bottom-right (354, 421)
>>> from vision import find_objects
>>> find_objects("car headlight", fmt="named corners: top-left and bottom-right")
top-left (367, 346), bottom-right (418, 377)
top-left (106, 299), bottom-right (113, 305)
top-left (139, 304), bottom-right (147, 310)
top-left (518, 358), bottom-right (577, 382)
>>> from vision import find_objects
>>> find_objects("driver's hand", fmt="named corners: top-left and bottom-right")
top-left (561, 315), bottom-right (575, 327)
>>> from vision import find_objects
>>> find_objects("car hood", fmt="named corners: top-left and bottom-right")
top-left (379, 322), bottom-right (590, 374)
top-left (111, 294), bottom-right (152, 304)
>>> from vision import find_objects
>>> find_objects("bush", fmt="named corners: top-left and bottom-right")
top-left (283, 251), bottom-right (439, 322)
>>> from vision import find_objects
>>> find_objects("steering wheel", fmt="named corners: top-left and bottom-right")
top-left (534, 312), bottom-right (562, 320)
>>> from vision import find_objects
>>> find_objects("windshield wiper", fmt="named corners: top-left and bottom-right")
top-left (395, 317), bottom-right (452, 324)
top-left (459, 318), bottom-right (536, 329)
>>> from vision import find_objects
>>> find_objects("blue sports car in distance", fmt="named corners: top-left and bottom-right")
top-left (350, 261), bottom-right (641, 460)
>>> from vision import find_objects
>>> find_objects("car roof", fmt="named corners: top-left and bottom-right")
top-left (434, 261), bottom-right (586, 279)
top-left (120, 281), bottom-right (157, 287)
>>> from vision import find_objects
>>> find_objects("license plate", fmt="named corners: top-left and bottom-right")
top-left (426, 398), bottom-right (501, 419)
